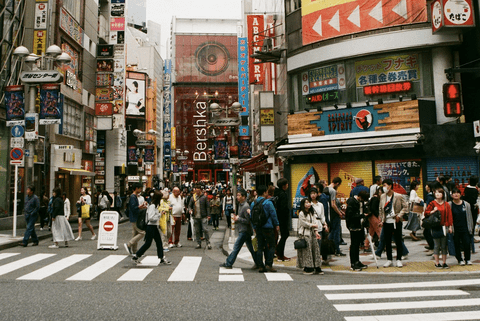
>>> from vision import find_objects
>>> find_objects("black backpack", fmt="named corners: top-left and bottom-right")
top-left (251, 199), bottom-right (268, 228)
top-left (136, 208), bottom-right (147, 231)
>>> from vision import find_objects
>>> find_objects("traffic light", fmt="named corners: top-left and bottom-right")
top-left (443, 82), bottom-right (462, 117)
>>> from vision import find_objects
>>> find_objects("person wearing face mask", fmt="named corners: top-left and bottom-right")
top-left (378, 179), bottom-right (408, 268)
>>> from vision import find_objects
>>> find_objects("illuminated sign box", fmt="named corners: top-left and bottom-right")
top-left (363, 81), bottom-right (412, 96)
top-left (306, 91), bottom-right (339, 104)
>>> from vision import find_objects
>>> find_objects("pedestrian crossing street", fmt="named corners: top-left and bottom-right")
top-left (318, 279), bottom-right (480, 320)
top-left (0, 252), bottom-right (294, 282)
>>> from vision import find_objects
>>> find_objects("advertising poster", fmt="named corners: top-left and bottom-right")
top-left (355, 54), bottom-right (420, 87)
top-left (39, 84), bottom-right (62, 125)
top-left (97, 59), bottom-right (114, 72)
top-left (329, 161), bottom-right (373, 200)
top-left (59, 7), bottom-right (83, 46)
top-left (125, 78), bottom-right (145, 116)
top-left (110, 17), bottom-right (125, 31)
top-left (5, 85), bottom-right (25, 126)
top-left (375, 159), bottom-right (423, 197)
top-left (25, 113), bottom-right (38, 140)
top-left (238, 136), bottom-right (251, 159)
top-left (96, 73), bottom-right (114, 87)
top-left (144, 148), bottom-right (154, 165)
top-left (95, 88), bottom-right (114, 101)
top-left (95, 103), bottom-right (113, 116)
top-left (97, 44), bottom-right (114, 57)
top-left (426, 157), bottom-right (479, 194)
top-left (127, 146), bottom-right (137, 165)
top-left (214, 137), bottom-right (228, 160)
top-left (302, 64), bottom-right (346, 95)
top-left (291, 163), bottom-right (328, 211)
top-left (260, 109), bottom-right (274, 125)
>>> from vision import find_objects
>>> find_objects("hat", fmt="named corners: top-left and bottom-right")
top-left (309, 187), bottom-right (318, 194)
top-left (355, 178), bottom-right (364, 184)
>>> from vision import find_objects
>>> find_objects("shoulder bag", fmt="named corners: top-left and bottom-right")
top-left (294, 213), bottom-right (310, 250)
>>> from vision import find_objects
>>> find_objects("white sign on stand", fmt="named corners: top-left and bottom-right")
top-left (97, 211), bottom-right (119, 250)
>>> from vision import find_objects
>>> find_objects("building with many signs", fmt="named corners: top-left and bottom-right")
top-left (280, 0), bottom-right (480, 214)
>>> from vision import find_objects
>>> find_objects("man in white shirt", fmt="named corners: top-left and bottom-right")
top-left (370, 176), bottom-right (382, 199)
top-left (168, 187), bottom-right (184, 247)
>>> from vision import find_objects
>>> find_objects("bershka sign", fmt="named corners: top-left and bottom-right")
top-left (247, 15), bottom-right (264, 85)
top-left (193, 102), bottom-right (207, 161)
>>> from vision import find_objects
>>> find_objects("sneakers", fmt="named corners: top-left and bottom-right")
top-left (176, 243), bottom-right (182, 248)
top-left (132, 256), bottom-right (139, 264)
top-left (195, 244), bottom-right (202, 249)
top-left (303, 268), bottom-right (314, 275)
top-left (402, 255), bottom-right (408, 260)
top-left (356, 261), bottom-right (368, 269)
top-left (396, 260), bottom-right (403, 268)
top-left (160, 257), bottom-right (172, 265)
top-left (219, 263), bottom-right (232, 269)
top-left (335, 252), bottom-right (347, 257)
top-left (124, 243), bottom-right (132, 255)
top-left (75, 236), bottom-right (82, 241)
top-left (163, 247), bottom-right (170, 252)
top-left (314, 267), bottom-right (324, 275)
top-left (351, 263), bottom-right (363, 271)
top-left (443, 263), bottom-right (449, 269)
top-left (91, 234), bottom-right (97, 240)
top-left (435, 263), bottom-right (443, 268)
top-left (467, 260), bottom-right (473, 265)
top-left (459, 260), bottom-right (466, 266)
top-left (266, 266), bottom-right (277, 272)
top-left (383, 260), bottom-right (393, 268)
top-left (207, 243), bottom-right (212, 250)
top-left (48, 244), bottom-right (59, 249)
top-left (168, 244), bottom-right (174, 248)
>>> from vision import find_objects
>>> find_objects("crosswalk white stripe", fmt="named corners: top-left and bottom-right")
top-left (66, 255), bottom-right (127, 281)
top-left (264, 273), bottom-right (293, 281)
top-left (137, 256), bottom-right (160, 266)
top-left (0, 253), bottom-right (20, 261)
top-left (117, 268), bottom-right (153, 281)
top-left (17, 254), bottom-right (91, 280)
top-left (318, 279), bottom-right (480, 291)
top-left (0, 254), bottom-right (55, 276)
top-left (325, 290), bottom-right (470, 301)
top-left (167, 256), bottom-right (201, 282)
top-left (219, 267), bottom-right (242, 274)
top-left (219, 274), bottom-right (244, 282)
top-left (344, 310), bottom-right (480, 321)
top-left (334, 298), bottom-right (480, 312)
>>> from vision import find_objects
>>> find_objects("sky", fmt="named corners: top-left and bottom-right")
top-left (146, 0), bottom-right (243, 57)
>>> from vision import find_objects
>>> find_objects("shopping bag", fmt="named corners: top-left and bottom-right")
top-left (81, 204), bottom-right (90, 219)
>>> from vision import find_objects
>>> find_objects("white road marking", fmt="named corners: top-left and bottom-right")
top-left (334, 298), bottom-right (480, 312)
top-left (318, 278), bottom-right (480, 291)
top-left (117, 268), bottom-right (153, 281)
top-left (219, 274), bottom-right (244, 282)
top-left (0, 254), bottom-right (55, 276)
top-left (264, 273), bottom-right (293, 281)
top-left (325, 290), bottom-right (469, 301)
top-left (344, 310), bottom-right (480, 321)
top-left (138, 256), bottom-right (160, 266)
top-left (66, 255), bottom-right (127, 281)
top-left (17, 254), bottom-right (91, 280)
top-left (167, 256), bottom-right (201, 282)
top-left (219, 267), bottom-right (242, 274)
top-left (0, 253), bottom-right (20, 261)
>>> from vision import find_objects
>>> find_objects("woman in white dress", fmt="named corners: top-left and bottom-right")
top-left (49, 188), bottom-right (74, 248)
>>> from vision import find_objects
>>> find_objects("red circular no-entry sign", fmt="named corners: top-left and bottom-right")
top-left (10, 148), bottom-right (24, 160)
top-left (103, 221), bottom-right (114, 232)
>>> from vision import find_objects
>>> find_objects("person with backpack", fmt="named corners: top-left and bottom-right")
top-left (124, 183), bottom-right (147, 255)
top-left (219, 189), bottom-right (258, 269)
top-left (251, 185), bottom-right (279, 273)
top-left (274, 178), bottom-right (291, 261)
top-left (131, 191), bottom-right (172, 265)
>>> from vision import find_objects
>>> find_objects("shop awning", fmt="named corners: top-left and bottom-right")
top-left (59, 168), bottom-right (96, 177)
top-left (239, 153), bottom-right (271, 172)
top-left (277, 129), bottom-right (421, 157)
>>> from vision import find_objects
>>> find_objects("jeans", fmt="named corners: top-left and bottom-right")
top-left (328, 215), bottom-right (341, 254)
top-left (375, 225), bottom-right (409, 257)
top-left (226, 232), bottom-right (257, 267)
top-left (211, 214), bottom-right (220, 229)
top-left (225, 208), bottom-right (233, 228)
top-left (423, 227), bottom-right (435, 249)
top-left (23, 213), bottom-right (39, 245)
top-left (350, 230), bottom-right (364, 265)
top-left (136, 225), bottom-right (164, 259)
top-left (194, 218), bottom-right (210, 245)
top-left (256, 228), bottom-right (275, 268)
top-left (276, 220), bottom-right (289, 258)
top-left (384, 221), bottom-right (403, 261)
top-left (454, 231), bottom-right (471, 262)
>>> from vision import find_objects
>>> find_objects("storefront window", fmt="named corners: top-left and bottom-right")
top-left (59, 99), bottom-right (83, 139)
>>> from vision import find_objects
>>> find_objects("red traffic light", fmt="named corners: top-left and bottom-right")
top-left (443, 82), bottom-right (462, 117)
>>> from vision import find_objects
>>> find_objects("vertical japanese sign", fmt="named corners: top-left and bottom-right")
top-left (39, 84), bottom-right (62, 125)
top-left (34, 2), bottom-right (48, 29)
top-left (247, 15), bottom-right (264, 85)
top-left (163, 60), bottom-right (172, 169)
top-left (5, 85), bottom-right (25, 126)
top-left (33, 30), bottom-right (47, 55)
top-left (238, 37), bottom-right (249, 117)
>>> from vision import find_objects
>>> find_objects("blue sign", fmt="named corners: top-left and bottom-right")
top-left (11, 125), bottom-right (24, 137)
top-left (25, 149), bottom-right (30, 157)
top-left (238, 37), bottom-right (249, 117)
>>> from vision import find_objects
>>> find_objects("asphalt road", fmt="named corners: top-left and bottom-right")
top-left (1, 221), bottom-right (480, 321)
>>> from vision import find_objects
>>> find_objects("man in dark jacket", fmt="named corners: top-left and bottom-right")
top-left (274, 178), bottom-right (291, 261)
top-left (345, 190), bottom-right (369, 271)
top-left (188, 184), bottom-right (211, 249)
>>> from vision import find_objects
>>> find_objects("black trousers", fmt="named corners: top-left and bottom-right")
top-left (384, 221), bottom-right (403, 261)
top-left (349, 230), bottom-right (364, 265)
top-left (276, 220), bottom-right (289, 258)
top-left (136, 225), bottom-right (164, 259)
top-left (453, 231), bottom-right (471, 262)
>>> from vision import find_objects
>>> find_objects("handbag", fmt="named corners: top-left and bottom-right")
top-left (422, 211), bottom-right (441, 229)
top-left (294, 238), bottom-right (307, 249)
top-left (81, 204), bottom-right (90, 219)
